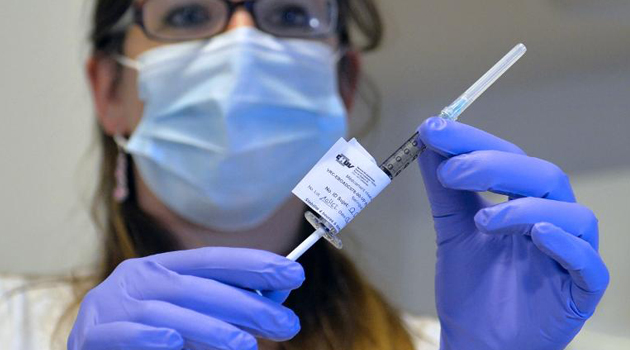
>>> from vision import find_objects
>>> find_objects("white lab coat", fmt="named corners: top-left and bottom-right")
top-left (0, 274), bottom-right (440, 349)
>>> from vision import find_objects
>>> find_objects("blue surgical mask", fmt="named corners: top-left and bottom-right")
top-left (115, 28), bottom-right (347, 231)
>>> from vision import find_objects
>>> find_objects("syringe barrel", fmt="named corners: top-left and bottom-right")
top-left (379, 132), bottom-right (425, 179)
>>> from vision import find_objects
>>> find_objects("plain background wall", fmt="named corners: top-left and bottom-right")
top-left (1, 0), bottom-right (628, 348)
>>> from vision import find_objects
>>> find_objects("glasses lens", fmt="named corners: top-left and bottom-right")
top-left (143, 0), bottom-right (228, 41)
top-left (255, 0), bottom-right (338, 38)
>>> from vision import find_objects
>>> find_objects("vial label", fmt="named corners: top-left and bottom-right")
top-left (292, 138), bottom-right (391, 233)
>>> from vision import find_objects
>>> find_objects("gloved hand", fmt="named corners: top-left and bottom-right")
top-left (417, 117), bottom-right (609, 350)
top-left (68, 247), bottom-right (304, 350)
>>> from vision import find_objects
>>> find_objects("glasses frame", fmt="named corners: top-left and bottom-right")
top-left (110, 0), bottom-right (340, 42)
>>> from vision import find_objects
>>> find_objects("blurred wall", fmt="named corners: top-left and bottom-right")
top-left (0, 0), bottom-right (98, 273)
top-left (0, 0), bottom-right (628, 348)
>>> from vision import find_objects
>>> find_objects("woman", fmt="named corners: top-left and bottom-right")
top-left (0, 0), bottom-right (609, 349)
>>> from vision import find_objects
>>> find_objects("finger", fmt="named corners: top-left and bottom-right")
top-left (134, 262), bottom-right (301, 340)
top-left (474, 197), bottom-right (599, 249)
top-left (262, 289), bottom-right (292, 304)
top-left (147, 247), bottom-right (305, 291)
top-left (438, 150), bottom-right (576, 202)
top-left (82, 322), bottom-right (183, 350)
top-left (531, 222), bottom-right (610, 316)
top-left (416, 117), bottom-right (522, 244)
top-left (417, 145), bottom-right (486, 244)
top-left (417, 116), bottom-right (525, 157)
top-left (130, 300), bottom-right (264, 349)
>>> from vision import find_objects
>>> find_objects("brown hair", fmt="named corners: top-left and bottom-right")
top-left (60, 1), bottom-right (414, 349)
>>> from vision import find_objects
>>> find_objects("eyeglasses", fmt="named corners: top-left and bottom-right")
top-left (110, 0), bottom-right (339, 41)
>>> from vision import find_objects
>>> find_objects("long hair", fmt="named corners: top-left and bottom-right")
top-left (58, 1), bottom-right (415, 349)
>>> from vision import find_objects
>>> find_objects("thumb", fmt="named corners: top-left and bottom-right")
top-left (417, 138), bottom-right (484, 243)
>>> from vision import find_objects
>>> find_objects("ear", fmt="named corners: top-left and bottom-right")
top-left (339, 50), bottom-right (361, 112)
top-left (86, 55), bottom-right (126, 136)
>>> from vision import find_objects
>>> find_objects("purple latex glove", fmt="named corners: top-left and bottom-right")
top-left (417, 117), bottom-right (609, 350)
top-left (68, 247), bottom-right (304, 350)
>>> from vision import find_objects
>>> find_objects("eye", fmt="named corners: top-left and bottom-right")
top-left (163, 3), bottom-right (212, 28)
top-left (267, 4), bottom-right (312, 28)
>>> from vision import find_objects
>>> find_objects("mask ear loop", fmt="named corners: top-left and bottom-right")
top-left (113, 133), bottom-right (130, 203)
top-left (333, 45), bottom-right (349, 64)
top-left (113, 54), bottom-right (142, 70)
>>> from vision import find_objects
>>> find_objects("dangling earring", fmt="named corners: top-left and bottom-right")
top-left (113, 134), bottom-right (129, 203)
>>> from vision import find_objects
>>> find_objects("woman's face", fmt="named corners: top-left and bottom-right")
top-left (87, 2), bottom-right (356, 250)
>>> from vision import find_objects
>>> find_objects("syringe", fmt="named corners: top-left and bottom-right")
top-left (379, 43), bottom-right (527, 180)
top-left (286, 43), bottom-right (527, 261)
